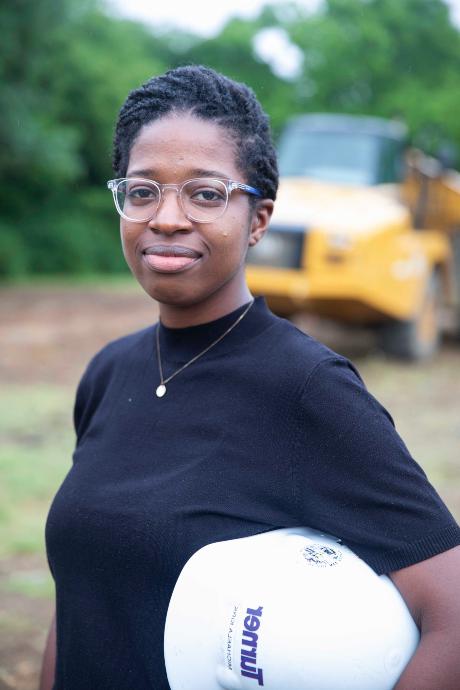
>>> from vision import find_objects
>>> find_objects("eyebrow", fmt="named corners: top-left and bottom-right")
top-left (126, 167), bottom-right (231, 180)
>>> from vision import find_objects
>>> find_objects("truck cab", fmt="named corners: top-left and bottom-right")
top-left (246, 113), bottom-right (459, 359)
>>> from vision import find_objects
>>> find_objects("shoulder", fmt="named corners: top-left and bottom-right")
top-left (72, 324), bottom-right (155, 440)
top-left (82, 323), bottom-right (155, 383)
top-left (254, 311), bottom-right (364, 394)
top-left (263, 316), bottom-right (398, 452)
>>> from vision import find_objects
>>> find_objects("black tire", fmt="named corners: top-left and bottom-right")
top-left (378, 270), bottom-right (443, 360)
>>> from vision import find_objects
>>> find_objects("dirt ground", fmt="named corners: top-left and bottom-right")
top-left (0, 284), bottom-right (459, 689)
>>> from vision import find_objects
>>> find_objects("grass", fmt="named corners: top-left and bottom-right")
top-left (4, 570), bottom-right (55, 600)
top-left (0, 385), bottom-right (74, 557)
top-left (358, 353), bottom-right (460, 520)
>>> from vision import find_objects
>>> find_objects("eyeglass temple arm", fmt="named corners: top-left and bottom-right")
top-left (230, 182), bottom-right (263, 198)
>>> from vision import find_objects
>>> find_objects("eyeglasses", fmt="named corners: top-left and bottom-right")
top-left (107, 177), bottom-right (262, 224)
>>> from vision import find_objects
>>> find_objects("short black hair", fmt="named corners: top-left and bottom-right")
top-left (112, 65), bottom-right (278, 200)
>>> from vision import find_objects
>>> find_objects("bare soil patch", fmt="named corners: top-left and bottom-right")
top-left (0, 284), bottom-right (158, 387)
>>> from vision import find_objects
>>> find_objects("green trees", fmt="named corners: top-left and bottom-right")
top-left (1, 0), bottom-right (460, 278)
top-left (285, 0), bottom-right (460, 140)
top-left (0, 0), bottom-right (169, 277)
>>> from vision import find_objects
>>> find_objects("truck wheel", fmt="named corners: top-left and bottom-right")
top-left (378, 270), bottom-right (442, 360)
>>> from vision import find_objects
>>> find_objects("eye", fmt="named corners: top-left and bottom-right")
top-left (123, 182), bottom-right (160, 208)
top-left (127, 185), bottom-right (157, 200)
top-left (192, 188), bottom-right (224, 202)
top-left (184, 180), bottom-right (227, 207)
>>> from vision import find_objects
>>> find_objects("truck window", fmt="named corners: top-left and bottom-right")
top-left (278, 130), bottom-right (380, 186)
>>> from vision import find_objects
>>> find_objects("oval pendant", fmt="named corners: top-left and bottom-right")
top-left (156, 384), bottom-right (167, 398)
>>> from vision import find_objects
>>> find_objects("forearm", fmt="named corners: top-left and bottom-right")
top-left (389, 547), bottom-right (460, 690)
top-left (394, 629), bottom-right (460, 690)
top-left (39, 612), bottom-right (56, 690)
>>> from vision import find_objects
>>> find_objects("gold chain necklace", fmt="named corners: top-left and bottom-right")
top-left (154, 300), bottom-right (255, 398)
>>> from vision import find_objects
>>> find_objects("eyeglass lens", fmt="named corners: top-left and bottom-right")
top-left (115, 178), bottom-right (229, 222)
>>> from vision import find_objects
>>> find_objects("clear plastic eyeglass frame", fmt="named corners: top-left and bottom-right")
top-left (106, 177), bottom-right (263, 224)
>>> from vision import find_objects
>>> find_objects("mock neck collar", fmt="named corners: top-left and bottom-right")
top-left (156, 296), bottom-right (274, 364)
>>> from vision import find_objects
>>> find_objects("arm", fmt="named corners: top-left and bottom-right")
top-left (391, 546), bottom-right (460, 690)
top-left (294, 356), bottom-right (460, 686)
top-left (39, 610), bottom-right (56, 690)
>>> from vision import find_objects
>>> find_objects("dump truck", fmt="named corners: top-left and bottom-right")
top-left (246, 113), bottom-right (460, 359)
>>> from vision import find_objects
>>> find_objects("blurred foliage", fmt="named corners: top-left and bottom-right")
top-left (1, 0), bottom-right (460, 277)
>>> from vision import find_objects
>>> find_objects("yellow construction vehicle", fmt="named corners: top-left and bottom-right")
top-left (246, 114), bottom-right (460, 359)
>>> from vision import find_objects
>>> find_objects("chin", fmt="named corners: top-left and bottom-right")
top-left (139, 280), bottom-right (203, 308)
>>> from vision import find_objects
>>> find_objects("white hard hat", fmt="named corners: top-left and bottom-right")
top-left (164, 527), bottom-right (419, 690)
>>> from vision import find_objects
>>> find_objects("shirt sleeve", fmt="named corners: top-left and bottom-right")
top-left (292, 356), bottom-right (460, 574)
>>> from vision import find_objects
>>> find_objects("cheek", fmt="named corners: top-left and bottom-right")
top-left (119, 224), bottom-right (143, 272)
top-left (217, 211), bottom-right (251, 244)
top-left (119, 225), bottom-right (129, 258)
top-left (120, 222), bottom-right (139, 249)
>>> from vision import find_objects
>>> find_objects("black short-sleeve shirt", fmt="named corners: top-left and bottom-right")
top-left (45, 297), bottom-right (460, 689)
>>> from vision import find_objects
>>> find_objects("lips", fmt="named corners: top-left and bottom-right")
top-left (142, 244), bottom-right (202, 273)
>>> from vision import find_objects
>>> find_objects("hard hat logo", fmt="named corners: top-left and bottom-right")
top-left (240, 606), bottom-right (264, 686)
top-left (301, 543), bottom-right (343, 567)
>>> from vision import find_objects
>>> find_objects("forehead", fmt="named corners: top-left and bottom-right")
top-left (127, 113), bottom-right (242, 180)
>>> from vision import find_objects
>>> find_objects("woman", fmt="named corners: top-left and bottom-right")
top-left (41, 65), bottom-right (460, 690)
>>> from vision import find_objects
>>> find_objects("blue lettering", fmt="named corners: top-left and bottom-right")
top-left (240, 606), bottom-right (264, 686)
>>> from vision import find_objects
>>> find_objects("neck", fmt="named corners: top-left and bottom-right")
top-left (158, 283), bottom-right (253, 328)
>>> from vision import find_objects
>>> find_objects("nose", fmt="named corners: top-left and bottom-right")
top-left (147, 187), bottom-right (192, 234)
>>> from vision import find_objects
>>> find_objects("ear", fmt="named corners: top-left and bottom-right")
top-left (248, 199), bottom-right (274, 247)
